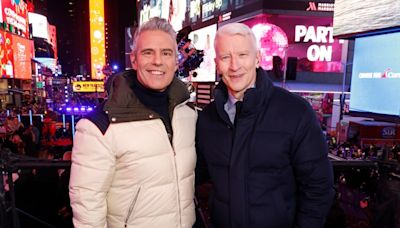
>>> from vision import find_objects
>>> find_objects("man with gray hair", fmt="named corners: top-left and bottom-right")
top-left (196, 22), bottom-right (334, 227)
top-left (70, 17), bottom-right (197, 228)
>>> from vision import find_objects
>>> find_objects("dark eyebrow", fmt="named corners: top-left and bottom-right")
top-left (140, 48), bottom-right (154, 53)
top-left (140, 48), bottom-right (174, 54)
top-left (161, 48), bottom-right (174, 53)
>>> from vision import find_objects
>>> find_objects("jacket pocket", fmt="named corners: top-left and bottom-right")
top-left (124, 186), bottom-right (142, 227)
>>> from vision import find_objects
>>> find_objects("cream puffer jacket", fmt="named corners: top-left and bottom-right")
top-left (69, 71), bottom-right (197, 228)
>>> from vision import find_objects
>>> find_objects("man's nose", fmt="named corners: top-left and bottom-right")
top-left (152, 52), bottom-right (162, 65)
top-left (229, 56), bottom-right (240, 71)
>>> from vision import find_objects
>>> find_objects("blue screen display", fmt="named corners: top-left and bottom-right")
top-left (350, 32), bottom-right (400, 116)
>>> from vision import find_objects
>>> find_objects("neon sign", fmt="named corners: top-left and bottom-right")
top-left (295, 25), bottom-right (338, 61)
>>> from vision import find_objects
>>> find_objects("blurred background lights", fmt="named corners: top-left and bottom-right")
top-left (251, 23), bottom-right (288, 70)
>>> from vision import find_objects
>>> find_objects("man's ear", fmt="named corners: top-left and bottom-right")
top-left (130, 52), bottom-right (137, 70)
top-left (256, 50), bottom-right (261, 68)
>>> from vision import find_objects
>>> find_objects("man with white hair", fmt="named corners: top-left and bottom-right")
top-left (196, 22), bottom-right (334, 228)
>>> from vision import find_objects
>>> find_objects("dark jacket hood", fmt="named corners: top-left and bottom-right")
top-left (104, 70), bottom-right (190, 123)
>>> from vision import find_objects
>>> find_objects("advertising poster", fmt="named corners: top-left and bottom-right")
top-left (1, 0), bottom-right (29, 37)
top-left (89, 0), bottom-right (106, 80)
top-left (124, 26), bottom-right (136, 69)
top-left (73, 81), bottom-right (104, 93)
top-left (188, 24), bottom-right (216, 82)
top-left (0, 30), bottom-right (13, 78)
top-left (28, 12), bottom-right (49, 40)
top-left (139, 0), bottom-right (170, 26)
top-left (48, 24), bottom-right (57, 59)
top-left (12, 34), bottom-right (31, 79)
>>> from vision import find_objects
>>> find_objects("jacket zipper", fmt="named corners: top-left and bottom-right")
top-left (170, 105), bottom-right (182, 227)
top-left (124, 186), bottom-right (141, 227)
top-left (173, 151), bottom-right (182, 227)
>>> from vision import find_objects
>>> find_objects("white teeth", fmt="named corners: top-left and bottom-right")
top-left (149, 70), bottom-right (164, 75)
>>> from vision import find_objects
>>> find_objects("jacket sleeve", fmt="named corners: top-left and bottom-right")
top-left (69, 119), bottom-right (115, 228)
top-left (195, 114), bottom-right (211, 187)
top-left (292, 106), bottom-right (334, 228)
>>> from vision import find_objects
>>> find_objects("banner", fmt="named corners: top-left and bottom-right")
top-left (28, 12), bottom-right (49, 40)
top-left (89, 0), bottom-right (105, 80)
top-left (12, 34), bottom-right (31, 79)
top-left (1, 0), bottom-right (29, 37)
top-left (73, 81), bottom-right (104, 92)
top-left (0, 30), bottom-right (14, 78)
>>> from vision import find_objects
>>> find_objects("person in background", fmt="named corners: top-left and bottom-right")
top-left (69, 17), bottom-right (197, 228)
top-left (196, 22), bottom-right (334, 228)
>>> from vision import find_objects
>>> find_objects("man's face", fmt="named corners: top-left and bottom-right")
top-left (131, 30), bottom-right (178, 92)
top-left (215, 33), bottom-right (260, 100)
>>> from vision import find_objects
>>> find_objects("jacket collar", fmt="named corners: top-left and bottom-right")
top-left (214, 68), bottom-right (275, 122)
top-left (104, 70), bottom-right (190, 123)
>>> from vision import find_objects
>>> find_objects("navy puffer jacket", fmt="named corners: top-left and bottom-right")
top-left (196, 68), bottom-right (334, 228)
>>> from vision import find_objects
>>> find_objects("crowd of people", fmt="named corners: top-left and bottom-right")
top-left (327, 135), bottom-right (400, 162)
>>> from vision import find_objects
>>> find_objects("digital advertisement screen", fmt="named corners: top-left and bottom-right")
top-left (0, 30), bottom-right (13, 78)
top-left (12, 34), bottom-right (32, 79)
top-left (139, 0), bottom-right (169, 27)
top-left (33, 57), bottom-right (57, 73)
top-left (89, 0), bottom-right (106, 80)
top-left (124, 27), bottom-right (136, 69)
top-left (334, 0), bottom-right (400, 38)
top-left (350, 32), bottom-right (400, 117)
top-left (188, 24), bottom-right (216, 82)
top-left (0, 0), bottom-right (29, 37)
top-left (242, 14), bottom-right (344, 73)
top-left (73, 81), bottom-right (104, 93)
top-left (28, 12), bottom-right (49, 40)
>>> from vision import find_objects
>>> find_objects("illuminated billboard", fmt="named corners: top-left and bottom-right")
top-left (0, 30), bottom-right (13, 78)
top-left (169, 0), bottom-right (187, 31)
top-left (73, 81), bottom-right (104, 93)
top-left (28, 12), bottom-right (49, 40)
top-left (89, 0), bottom-right (106, 80)
top-left (48, 24), bottom-right (57, 59)
top-left (12, 34), bottom-right (32, 79)
top-left (0, 0), bottom-right (29, 37)
top-left (188, 24), bottom-right (216, 82)
top-left (33, 57), bottom-right (57, 73)
top-left (242, 14), bottom-right (344, 73)
top-left (125, 26), bottom-right (136, 69)
top-left (138, 0), bottom-right (170, 26)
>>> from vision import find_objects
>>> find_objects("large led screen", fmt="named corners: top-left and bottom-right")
top-left (350, 32), bottom-right (400, 117)
top-left (188, 24), bottom-right (216, 82)
top-left (333, 0), bottom-right (400, 38)
top-left (242, 14), bottom-right (344, 73)
top-left (28, 12), bottom-right (50, 40)
top-left (89, 0), bottom-right (106, 80)
top-left (12, 34), bottom-right (32, 79)
top-left (0, 30), bottom-right (13, 78)
top-left (139, 0), bottom-right (170, 26)
top-left (0, 0), bottom-right (29, 37)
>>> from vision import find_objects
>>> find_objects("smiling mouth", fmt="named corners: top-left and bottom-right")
top-left (148, 70), bottom-right (165, 75)
top-left (229, 74), bottom-right (243, 78)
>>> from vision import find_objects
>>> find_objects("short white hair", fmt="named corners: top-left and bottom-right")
top-left (214, 23), bottom-right (258, 51)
